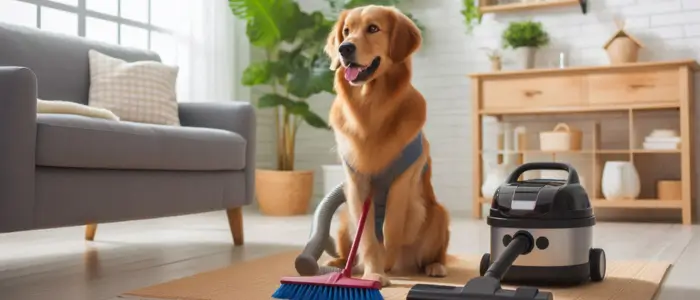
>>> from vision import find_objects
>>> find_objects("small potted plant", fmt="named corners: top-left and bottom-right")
top-left (502, 20), bottom-right (549, 69)
top-left (481, 47), bottom-right (502, 71)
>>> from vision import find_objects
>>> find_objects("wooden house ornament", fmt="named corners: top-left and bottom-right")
top-left (603, 18), bottom-right (644, 65)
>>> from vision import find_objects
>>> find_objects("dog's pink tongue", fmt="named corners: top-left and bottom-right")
top-left (344, 67), bottom-right (361, 82)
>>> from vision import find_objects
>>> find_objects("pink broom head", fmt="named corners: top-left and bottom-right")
top-left (280, 272), bottom-right (382, 290)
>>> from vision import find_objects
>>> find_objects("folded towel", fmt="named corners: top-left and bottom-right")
top-left (37, 99), bottom-right (120, 121)
top-left (643, 141), bottom-right (680, 150)
top-left (644, 136), bottom-right (681, 143)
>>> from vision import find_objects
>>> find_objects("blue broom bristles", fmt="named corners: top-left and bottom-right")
top-left (272, 283), bottom-right (384, 300)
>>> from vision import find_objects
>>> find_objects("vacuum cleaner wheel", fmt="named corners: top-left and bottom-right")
top-left (589, 248), bottom-right (606, 282)
top-left (479, 253), bottom-right (490, 277)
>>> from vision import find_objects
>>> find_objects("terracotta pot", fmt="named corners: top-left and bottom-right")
top-left (255, 169), bottom-right (314, 216)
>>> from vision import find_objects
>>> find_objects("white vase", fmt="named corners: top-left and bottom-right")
top-left (321, 165), bottom-right (345, 195)
top-left (513, 46), bottom-right (537, 69)
top-left (601, 161), bottom-right (641, 200)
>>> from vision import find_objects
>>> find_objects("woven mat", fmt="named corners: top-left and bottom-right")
top-left (121, 250), bottom-right (670, 300)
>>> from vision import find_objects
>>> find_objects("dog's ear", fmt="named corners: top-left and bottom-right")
top-left (324, 10), bottom-right (349, 71)
top-left (388, 9), bottom-right (422, 63)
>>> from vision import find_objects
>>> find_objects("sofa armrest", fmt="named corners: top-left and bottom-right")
top-left (178, 101), bottom-right (256, 205)
top-left (0, 67), bottom-right (37, 233)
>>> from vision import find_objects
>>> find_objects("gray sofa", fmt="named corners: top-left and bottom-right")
top-left (0, 22), bottom-right (255, 245)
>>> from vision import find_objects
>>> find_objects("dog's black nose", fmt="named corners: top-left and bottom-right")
top-left (338, 42), bottom-right (356, 58)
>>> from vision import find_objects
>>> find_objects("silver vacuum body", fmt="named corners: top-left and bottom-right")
top-left (481, 162), bottom-right (606, 286)
top-left (490, 226), bottom-right (592, 268)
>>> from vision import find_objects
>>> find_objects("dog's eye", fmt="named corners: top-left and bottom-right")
top-left (343, 28), bottom-right (349, 36)
top-left (367, 25), bottom-right (380, 33)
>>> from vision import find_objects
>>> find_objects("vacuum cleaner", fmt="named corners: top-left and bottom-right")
top-left (406, 162), bottom-right (606, 300)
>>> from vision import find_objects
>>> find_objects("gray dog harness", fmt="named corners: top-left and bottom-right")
top-left (343, 133), bottom-right (428, 243)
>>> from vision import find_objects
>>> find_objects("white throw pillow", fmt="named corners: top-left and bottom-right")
top-left (87, 49), bottom-right (180, 126)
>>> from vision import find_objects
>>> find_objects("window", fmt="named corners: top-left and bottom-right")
top-left (0, 1), bottom-right (37, 28)
top-left (4, 0), bottom-right (172, 60)
top-left (41, 6), bottom-right (79, 36)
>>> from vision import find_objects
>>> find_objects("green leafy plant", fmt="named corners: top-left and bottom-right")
top-left (229, 0), bottom-right (336, 171)
top-left (501, 20), bottom-right (550, 49)
top-left (326, 0), bottom-right (425, 33)
top-left (480, 47), bottom-right (501, 60)
top-left (461, 0), bottom-right (481, 34)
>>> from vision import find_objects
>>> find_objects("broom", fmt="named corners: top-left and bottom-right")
top-left (272, 192), bottom-right (383, 300)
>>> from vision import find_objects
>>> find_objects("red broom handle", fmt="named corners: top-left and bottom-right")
top-left (342, 192), bottom-right (373, 277)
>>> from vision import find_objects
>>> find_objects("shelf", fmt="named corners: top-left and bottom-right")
top-left (471, 60), bottom-right (696, 225)
top-left (479, 103), bottom-right (680, 116)
top-left (590, 199), bottom-right (683, 209)
top-left (480, 198), bottom-right (682, 209)
top-left (479, 149), bottom-right (680, 155)
top-left (469, 60), bottom-right (700, 79)
top-left (479, 0), bottom-right (586, 14)
top-left (632, 149), bottom-right (681, 154)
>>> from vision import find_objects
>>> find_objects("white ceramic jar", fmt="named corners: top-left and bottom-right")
top-left (601, 161), bottom-right (640, 200)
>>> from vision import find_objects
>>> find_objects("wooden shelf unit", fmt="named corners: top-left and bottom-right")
top-left (470, 60), bottom-right (698, 225)
top-left (478, 0), bottom-right (587, 14)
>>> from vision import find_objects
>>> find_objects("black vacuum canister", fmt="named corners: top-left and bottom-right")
top-left (483, 162), bottom-right (605, 286)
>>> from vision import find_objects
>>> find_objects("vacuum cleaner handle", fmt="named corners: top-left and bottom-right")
top-left (506, 162), bottom-right (580, 184)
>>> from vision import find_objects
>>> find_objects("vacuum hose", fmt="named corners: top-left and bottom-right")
top-left (485, 232), bottom-right (534, 281)
top-left (294, 183), bottom-right (346, 276)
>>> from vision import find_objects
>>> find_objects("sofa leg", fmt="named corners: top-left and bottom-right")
top-left (226, 207), bottom-right (244, 246)
top-left (85, 224), bottom-right (97, 241)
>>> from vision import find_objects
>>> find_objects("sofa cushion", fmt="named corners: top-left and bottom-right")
top-left (88, 50), bottom-right (180, 126)
top-left (36, 114), bottom-right (246, 171)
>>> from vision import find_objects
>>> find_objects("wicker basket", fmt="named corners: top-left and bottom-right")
top-left (539, 123), bottom-right (582, 151)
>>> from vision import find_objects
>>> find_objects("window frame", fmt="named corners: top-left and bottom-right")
top-left (16, 0), bottom-right (170, 49)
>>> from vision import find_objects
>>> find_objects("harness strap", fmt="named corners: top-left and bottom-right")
top-left (344, 133), bottom-right (428, 242)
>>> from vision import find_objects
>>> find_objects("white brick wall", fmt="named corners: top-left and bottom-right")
top-left (251, 0), bottom-right (700, 215)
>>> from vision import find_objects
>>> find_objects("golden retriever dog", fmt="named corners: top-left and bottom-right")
top-left (322, 5), bottom-right (451, 287)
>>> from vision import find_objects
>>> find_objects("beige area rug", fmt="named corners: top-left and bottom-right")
top-left (121, 250), bottom-right (670, 300)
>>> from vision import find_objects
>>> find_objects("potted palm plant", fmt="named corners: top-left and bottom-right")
top-left (502, 20), bottom-right (549, 69)
top-left (229, 0), bottom-right (335, 216)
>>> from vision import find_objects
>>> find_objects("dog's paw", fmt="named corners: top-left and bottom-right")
top-left (424, 263), bottom-right (448, 277)
top-left (323, 258), bottom-right (348, 269)
top-left (363, 272), bottom-right (391, 287)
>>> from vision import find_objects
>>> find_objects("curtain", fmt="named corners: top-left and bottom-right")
top-left (167, 0), bottom-right (238, 103)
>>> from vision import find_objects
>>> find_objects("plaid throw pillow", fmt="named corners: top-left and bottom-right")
top-left (87, 49), bottom-right (180, 126)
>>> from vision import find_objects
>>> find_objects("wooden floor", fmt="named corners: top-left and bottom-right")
top-left (0, 208), bottom-right (699, 300)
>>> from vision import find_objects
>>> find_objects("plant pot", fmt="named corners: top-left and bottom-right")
top-left (490, 58), bottom-right (502, 71)
top-left (513, 46), bottom-right (537, 69)
top-left (255, 169), bottom-right (314, 216)
top-left (322, 165), bottom-right (345, 195)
